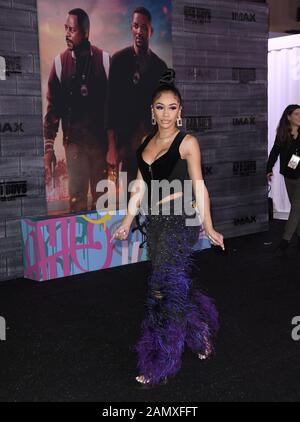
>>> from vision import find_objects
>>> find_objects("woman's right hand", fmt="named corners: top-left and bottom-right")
top-left (206, 227), bottom-right (225, 251)
top-left (110, 221), bottom-right (131, 243)
top-left (267, 172), bottom-right (273, 182)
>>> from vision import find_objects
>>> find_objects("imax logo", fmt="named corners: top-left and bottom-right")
top-left (234, 216), bottom-right (257, 226)
top-left (184, 6), bottom-right (211, 24)
top-left (0, 122), bottom-right (24, 133)
top-left (232, 116), bottom-right (256, 126)
top-left (202, 165), bottom-right (213, 176)
top-left (232, 12), bottom-right (256, 22)
top-left (233, 160), bottom-right (256, 176)
top-left (186, 116), bottom-right (212, 132)
top-left (232, 68), bottom-right (256, 83)
top-left (0, 316), bottom-right (6, 341)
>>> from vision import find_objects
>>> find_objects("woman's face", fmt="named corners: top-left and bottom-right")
top-left (152, 91), bottom-right (181, 130)
top-left (288, 108), bottom-right (300, 126)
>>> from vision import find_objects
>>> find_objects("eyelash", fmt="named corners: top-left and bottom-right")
top-left (155, 106), bottom-right (177, 111)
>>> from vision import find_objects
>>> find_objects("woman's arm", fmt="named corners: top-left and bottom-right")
top-left (180, 134), bottom-right (224, 249)
top-left (124, 134), bottom-right (149, 225)
top-left (123, 167), bottom-right (146, 226)
top-left (110, 136), bottom-right (147, 242)
top-left (267, 143), bottom-right (281, 174)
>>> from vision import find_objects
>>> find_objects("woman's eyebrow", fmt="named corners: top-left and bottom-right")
top-left (155, 102), bottom-right (178, 106)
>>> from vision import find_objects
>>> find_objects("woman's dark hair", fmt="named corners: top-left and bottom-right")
top-left (68, 8), bottom-right (90, 34)
top-left (276, 104), bottom-right (300, 145)
top-left (151, 68), bottom-right (182, 105)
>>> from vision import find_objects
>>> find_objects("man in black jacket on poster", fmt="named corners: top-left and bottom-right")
top-left (44, 8), bottom-right (112, 212)
top-left (106, 6), bottom-right (167, 188)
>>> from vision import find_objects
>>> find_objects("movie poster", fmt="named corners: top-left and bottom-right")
top-left (37, 0), bottom-right (172, 215)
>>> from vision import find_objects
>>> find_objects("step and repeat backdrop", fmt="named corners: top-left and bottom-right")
top-left (0, 0), bottom-right (46, 281)
top-left (0, 0), bottom-right (268, 281)
top-left (173, 0), bottom-right (269, 236)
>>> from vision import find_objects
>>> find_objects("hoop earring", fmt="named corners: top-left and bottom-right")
top-left (151, 112), bottom-right (157, 126)
top-left (177, 116), bottom-right (183, 127)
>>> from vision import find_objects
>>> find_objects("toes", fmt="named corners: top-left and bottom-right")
top-left (198, 351), bottom-right (212, 360)
top-left (198, 353), bottom-right (207, 360)
top-left (136, 375), bottom-right (150, 384)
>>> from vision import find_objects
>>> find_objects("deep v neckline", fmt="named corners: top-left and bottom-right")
top-left (141, 131), bottom-right (181, 166)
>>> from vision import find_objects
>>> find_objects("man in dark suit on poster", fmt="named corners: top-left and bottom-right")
top-left (106, 6), bottom-right (167, 189)
top-left (44, 8), bottom-right (112, 213)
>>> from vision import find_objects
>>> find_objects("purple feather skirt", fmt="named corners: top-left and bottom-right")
top-left (134, 213), bottom-right (219, 385)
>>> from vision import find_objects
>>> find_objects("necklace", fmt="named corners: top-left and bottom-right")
top-left (77, 51), bottom-right (91, 97)
top-left (155, 129), bottom-right (179, 143)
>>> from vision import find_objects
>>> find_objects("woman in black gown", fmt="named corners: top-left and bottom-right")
top-left (111, 70), bottom-right (224, 386)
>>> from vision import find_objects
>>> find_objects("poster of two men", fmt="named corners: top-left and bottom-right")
top-left (37, 0), bottom-right (172, 214)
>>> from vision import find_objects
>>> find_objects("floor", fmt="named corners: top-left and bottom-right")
top-left (0, 220), bottom-right (300, 402)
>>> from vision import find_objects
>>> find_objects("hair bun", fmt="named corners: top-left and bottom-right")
top-left (159, 68), bottom-right (176, 86)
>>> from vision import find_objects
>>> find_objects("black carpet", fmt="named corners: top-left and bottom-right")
top-left (0, 220), bottom-right (300, 402)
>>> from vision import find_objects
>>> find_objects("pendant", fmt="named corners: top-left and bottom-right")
top-left (133, 71), bottom-right (140, 85)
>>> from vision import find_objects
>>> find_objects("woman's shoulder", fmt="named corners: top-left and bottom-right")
top-left (179, 133), bottom-right (200, 159)
top-left (182, 133), bottom-right (198, 142)
top-left (181, 133), bottom-right (200, 149)
top-left (141, 134), bottom-right (149, 145)
top-left (136, 133), bottom-right (153, 153)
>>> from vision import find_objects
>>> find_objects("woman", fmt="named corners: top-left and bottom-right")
top-left (110, 70), bottom-right (224, 386)
top-left (267, 104), bottom-right (300, 251)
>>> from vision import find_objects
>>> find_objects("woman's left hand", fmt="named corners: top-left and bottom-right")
top-left (206, 228), bottom-right (225, 250)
